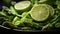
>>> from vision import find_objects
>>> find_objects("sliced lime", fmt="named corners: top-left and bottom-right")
top-left (30, 4), bottom-right (49, 21)
top-left (46, 5), bottom-right (54, 16)
top-left (14, 1), bottom-right (32, 11)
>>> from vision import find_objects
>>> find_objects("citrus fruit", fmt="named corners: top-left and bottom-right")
top-left (30, 4), bottom-right (49, 21)
top-left (46, 5), bottom-right (54, 16)
top-left (14, 1), bottom-right (32, 11)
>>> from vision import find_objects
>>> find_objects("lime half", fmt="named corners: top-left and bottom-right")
top-left (14, 1), bottom-right (31, 11)
top-left (30, 4), bottom-right (49, 21)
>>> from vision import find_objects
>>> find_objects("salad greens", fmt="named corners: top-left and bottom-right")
top-left (0, 0), bottom-right (60, 31)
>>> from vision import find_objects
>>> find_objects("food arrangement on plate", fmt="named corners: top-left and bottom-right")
top-left (0, 0), bottom-right (60, 31)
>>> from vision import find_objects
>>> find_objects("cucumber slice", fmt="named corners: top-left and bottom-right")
top-left (30, 4), bottom-right (49, 21)
top-left (14, 1), bottom-right (32, 11)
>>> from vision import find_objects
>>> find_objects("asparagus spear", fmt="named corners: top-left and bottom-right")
top-left (0, 17), bottom-right (18, 28)
top-left (13, 12), bottom-right (30, 26)
top-left (41, 14), bottom-right (60, 31)
top-left (2, 6), bottom-right (22, 17)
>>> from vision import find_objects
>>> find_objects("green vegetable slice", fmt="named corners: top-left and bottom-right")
top-left (30, 4), bottom-right (49, 21)
top-left (14, 1), bottom-right (31, 11)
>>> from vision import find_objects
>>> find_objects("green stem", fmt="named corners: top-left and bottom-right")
top-left (31, 0), bottom-right (38, 4)
top-left (2, 22), bottom-right (6, 26)
top-left (41, 14), bottom-right (60, 31)
top-left (15, 12), bottom-right (30, 26)
top-left (35, 0), bottom-right (38, 4)
top-left (2, 6), bottom-right (22, 17)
